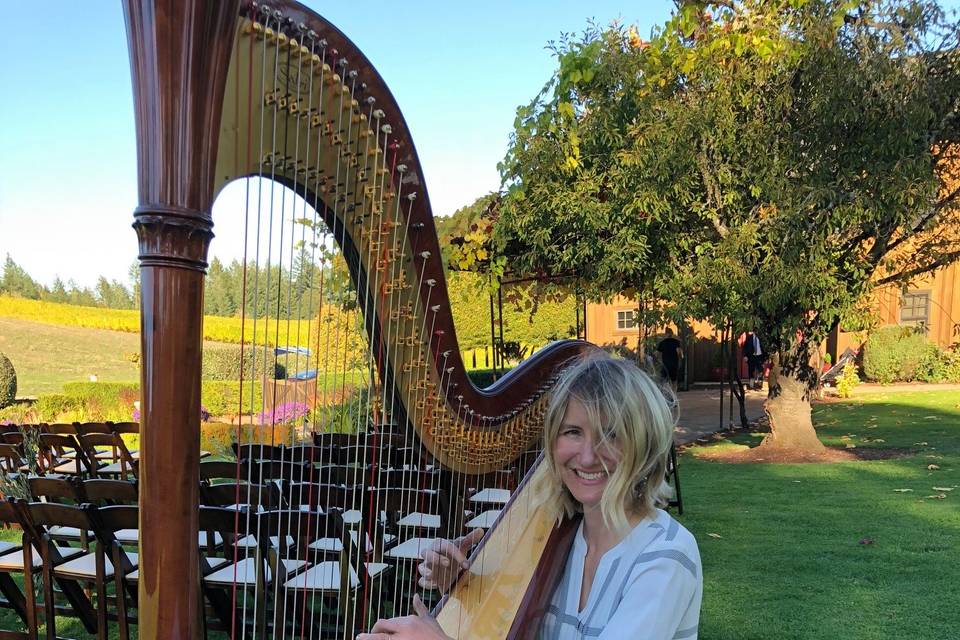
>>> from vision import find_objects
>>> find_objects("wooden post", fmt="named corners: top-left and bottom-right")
top-left (123, 1), bottom-right (240, 637)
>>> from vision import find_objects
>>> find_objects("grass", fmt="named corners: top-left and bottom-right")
top-left (0, 317), bottom-right (140, 395)
top-left (681, 390), bottom-right (960, 639)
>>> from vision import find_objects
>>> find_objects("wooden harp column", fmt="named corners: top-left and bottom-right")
top-left (124, 1), bottom-right (240, 638)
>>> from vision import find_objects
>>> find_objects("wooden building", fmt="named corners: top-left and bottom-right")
top-left (586, 261), bottom-right (960, 384)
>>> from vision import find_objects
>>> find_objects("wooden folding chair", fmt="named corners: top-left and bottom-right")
top-left (0, 499), bottom-right (37, 639)
top-left (86, 504), bottom-right (140, 640)
top-left (76, 434), bottom-right (137, 481)
top-left (17, 501), bottom-right (100, 637)
top-left (36, 434), bottom-right (100, 480)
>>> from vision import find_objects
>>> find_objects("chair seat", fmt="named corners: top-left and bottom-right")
top-left (342, 509), bottom-right (387, 526)
top-left (130, 555), bottom-right (229, 581)
top-left (309, 531), bottom-right (396, 554)
top-left (48, 525), bottom-right (90, 541)
top-left (281, 561), bottom-right (389, 591)
top-left (56, 551), bottom-right (139, 580)
top-left (0, 542), bottom-right (18, 555)
top-left (204, 557), bottom-right (307, 587)
top-left (470, 488), bottom-right (511, 505)
top-left (396, 512), bottom-right (441, 529)
top-left (383, 538), bottom-right (434, 561)
top-left (51, 459), bottom-right (100, 475)
top-left (465, 509), bottom-right (501, 529)
top-left (98, 462), bottom-right (135, 475)
top-left (0, 545), bottom-right (84, 571)
top-left (234, 534), bottom-right (294, 550)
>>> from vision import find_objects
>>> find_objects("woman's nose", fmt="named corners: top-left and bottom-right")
top-left (578, 437), bottom-right (598, 464)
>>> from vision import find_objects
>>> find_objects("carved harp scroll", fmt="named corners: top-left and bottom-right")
top-left (124, 1), bottom-right (593, 638)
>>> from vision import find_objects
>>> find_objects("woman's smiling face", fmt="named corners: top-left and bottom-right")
top-left (552, 398), bottom-right (622, 511)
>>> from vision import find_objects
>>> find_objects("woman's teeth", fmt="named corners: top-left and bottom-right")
top-left (575, 469), bottom-right (605, 480)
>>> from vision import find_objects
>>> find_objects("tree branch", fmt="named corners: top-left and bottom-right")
top-left (876, 249), bottom-right (960, 285)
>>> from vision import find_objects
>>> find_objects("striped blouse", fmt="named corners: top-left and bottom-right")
top-left (538, 509), bottom-right (702, 639)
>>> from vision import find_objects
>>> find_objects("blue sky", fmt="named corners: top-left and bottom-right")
top-left (2, 1), bottom-right (957, 289)
top-left (0, 1), bottom-right (675, 288)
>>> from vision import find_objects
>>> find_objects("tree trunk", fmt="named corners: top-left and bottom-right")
top-left (758, 349), bottom-right (826, 453)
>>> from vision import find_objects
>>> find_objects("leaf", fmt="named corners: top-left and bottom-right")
top-left (707, 532), bottom-right (723, 539)
top-left (927, 464), bottom-right (941, 471)
top-left (925, 494), bottom-right (947, 500)
top-left (858, 537), bottom-right (874, 545)
top-left (931, 487), bottom-right (954, 492)
top-left (892, 489), bottom-right (913, 493)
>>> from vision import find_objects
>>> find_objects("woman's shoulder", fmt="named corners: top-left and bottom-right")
top-left (630, 509), bottom-right (701, 568)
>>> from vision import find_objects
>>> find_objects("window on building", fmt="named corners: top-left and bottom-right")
top-left (900, 290), bottom-right (930, 327)
top-left (616, 309), bottom-right (636, 330)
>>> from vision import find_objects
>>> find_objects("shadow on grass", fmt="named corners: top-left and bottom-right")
top-left (678, 392), bottom-right (959, 639)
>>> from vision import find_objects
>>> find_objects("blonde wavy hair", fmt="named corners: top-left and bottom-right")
top-left (537, 353), bottom-right (677, 533)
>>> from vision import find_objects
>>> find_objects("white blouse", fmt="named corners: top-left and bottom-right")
top-left (538, 509), bottom-right (702, 639)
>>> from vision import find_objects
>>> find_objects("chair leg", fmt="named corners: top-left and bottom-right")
top-left (22, 559), bottom-right (38, 640)
top-left (95, 549), bottom-right (107, 640)
top-left (0, 574), bottom-right (29, 629)
top-left (40, 551), bottom-right (55, 640)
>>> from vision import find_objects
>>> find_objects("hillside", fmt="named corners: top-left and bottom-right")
top-left (0, 317), bottom-right (140, 395)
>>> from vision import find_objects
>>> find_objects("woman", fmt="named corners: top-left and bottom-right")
top-left (358, 354), bottom-right (702, 639)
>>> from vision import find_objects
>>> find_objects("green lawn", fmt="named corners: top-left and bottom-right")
top-left (0, 317), bottom-right (140, 396)
top-left (681, 390), bottom-right (959, 639)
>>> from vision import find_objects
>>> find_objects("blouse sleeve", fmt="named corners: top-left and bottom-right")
top-left (597, 547), bottom-right (702, 640)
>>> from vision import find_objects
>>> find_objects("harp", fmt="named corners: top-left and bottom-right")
top-left (125, 1), bottom-right (594, 638)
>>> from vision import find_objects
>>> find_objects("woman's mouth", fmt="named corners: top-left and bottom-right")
top-left (574, 469), bottom-right (607, 481)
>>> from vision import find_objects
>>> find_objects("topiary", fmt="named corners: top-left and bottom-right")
top-left (0, 352), bottom-right (16, 409)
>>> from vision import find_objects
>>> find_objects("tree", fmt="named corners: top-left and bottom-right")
top-left (497, 0), bottom-right (960, 458)
top-left (0, 255), bottom-right (42, 300)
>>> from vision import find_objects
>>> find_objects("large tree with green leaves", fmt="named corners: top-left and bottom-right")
top-left (497, 0), bottom-right (960, 458)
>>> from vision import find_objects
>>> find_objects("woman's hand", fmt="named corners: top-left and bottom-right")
top-left (417, 528), bottom-right (484, 593)
top-left (356, 594), bottom-right (451, 640)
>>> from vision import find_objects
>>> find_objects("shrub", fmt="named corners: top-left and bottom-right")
top-left (202, 345), bottom-right (286, 381)
top-left (200, 422), bottom-right (301, 458)
top-left (0, 352), bottom-right (16, 409)
top-left (200, 380), bottom-right (264, 417)
top-left (60, 382), bottom-right (140, 421)
top-left (862, 326), bottom-right (929, 383)
top-left (34, 394), bottom-right (85, 422)
top-left (257, 401), bottom-right (310, 425)
top-left (836, 362), bottom-right (861, 398)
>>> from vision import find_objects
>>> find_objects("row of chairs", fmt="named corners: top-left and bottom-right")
top-left (0, 472), bottom-right (454, 639)
top-left (0, 422), bottom-right (140, 482)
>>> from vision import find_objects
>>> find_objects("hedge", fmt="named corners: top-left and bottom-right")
top-left (202, 345), bottom-right (286, 381)
top-left (863, 326), bottom-right (960, 383)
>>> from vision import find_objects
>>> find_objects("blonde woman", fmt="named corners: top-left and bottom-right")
top-left (358, 354), bottom-right (702, 640)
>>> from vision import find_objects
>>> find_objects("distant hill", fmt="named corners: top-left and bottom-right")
top-left (0, 317), bottom-right (140, 395)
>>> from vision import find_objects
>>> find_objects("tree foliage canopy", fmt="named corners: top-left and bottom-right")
top-left (497, 0), bottom-right (960, 355)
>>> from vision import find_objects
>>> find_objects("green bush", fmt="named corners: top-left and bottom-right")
top-left (200, 380), bottom-right (264, 417)
top-left (61, 382), bottom-right (140, 421)
top-left (34, 394), bottom-right (85, 421)
top-left (836, 362), bottom-right (861, 398)
top-left (862, 326), bottom-right (929, 383)
top-left (202, 345), bottom-right (286, 381)
top-left (0, 352), bottom-right (16, 409)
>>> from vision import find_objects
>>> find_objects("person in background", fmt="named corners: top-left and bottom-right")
top-left (656, 327), bottom-right (684, 391)
top-left (743, 331), bottom-right (764, 390)
top-left (357, 354), bottom-right (702, 640)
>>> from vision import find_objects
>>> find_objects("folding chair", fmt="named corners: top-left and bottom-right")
top-left (18, 501), bottom-right (99, 636)
top-left (76, 434), bottom-right (137, 481)
top-left (36, 434), bottom-right (100, 480)
top-left (260, 508), bottom-right (382, 638)
top-left (0, 500), bottom-right (36, 639)
top-left (86, 504), bottom-right (140, 640)
top-left (27, 477), bottom-right (90, 547)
